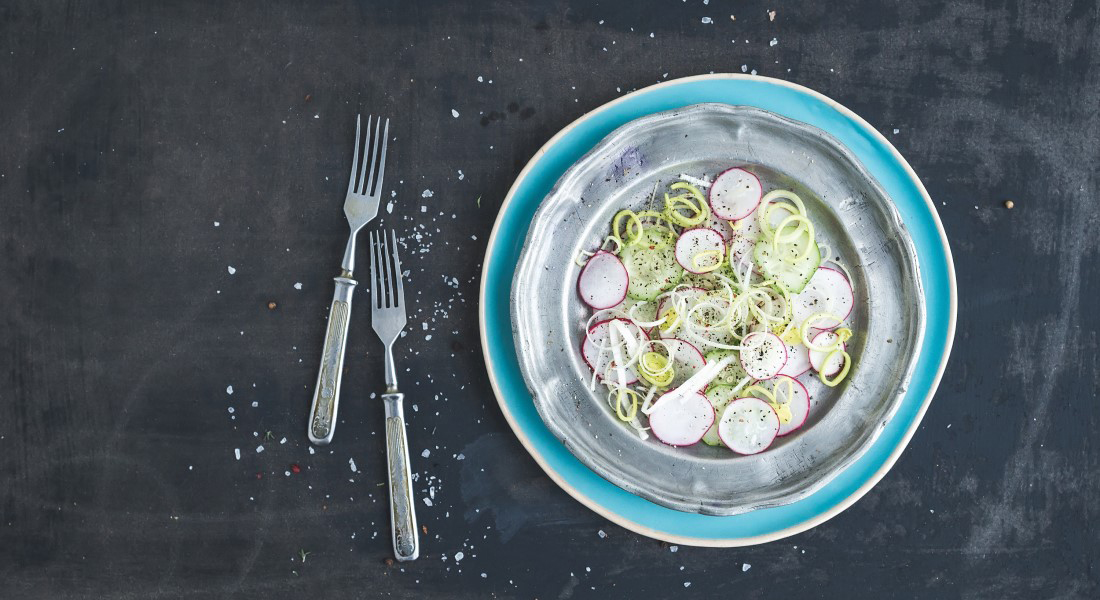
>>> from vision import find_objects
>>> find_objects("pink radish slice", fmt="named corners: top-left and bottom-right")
top-left (648, 391), bottom-right (715, 446)
top-left (769, 375), bottom-right (810, 436)
top-left (791, 267), bottom-right (854, 330)
top-left (731, 204), bottom-right (763, 239)
top-left (577, 250), bottom-right (629, 310)
top-left (675, 228), bottom-right (725, 274)
top-left (727, 207), bottom-right (762, 268)
top-left (739, 332), bottom-right (788, 380)
top-left (709, 167), bottom-right (762, 220)
top-left (808, 330), bottom-right (846, 377)
top-left (581, 318), bottom-right (642, 384)
top-left (702, 211), bottom-right (735, 242)
top-left (663, 338), bottom-right (706, 388)
top-left (777, 341), bottom-right (811, 378)
top-left (718, 397), bottom-right (780, 454)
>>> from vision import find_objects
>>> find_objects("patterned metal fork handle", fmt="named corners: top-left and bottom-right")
top-left (307, 275), bottom-right (356, 445)
top-left (383, 392), bottom-right (419, 561)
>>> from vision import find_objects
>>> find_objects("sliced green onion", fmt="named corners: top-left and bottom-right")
top-left (768, 214), bottom-right (816, 265)
top-left (770, 377), bottom-right (795, 424)
top-left (613, 388), bottom-right (640, 421)
top-left (663, 182), bottom-right (710, 227)
top-left (658, 305), bottom-right (681, 334)
top-left (664, 194), bottom-right (708, 227)
top-left (638, 351), bottom-right (674, 387)
top-left (600, 235), bottom-right (622, 254)
top-left (758, 189), bottom-right (808, 240)
top-left (690, 249), bottom-right (724, 273)
top-left (819, 350), bottom-right (852, 387)
top-left (742, 384), bottom-right (776, 403)
top-left (613, 209), bottom-right (644, 246)
top-left (800, 312), bottom-right (845, 350)
top-left (669, 182), bottom-right (706, 203)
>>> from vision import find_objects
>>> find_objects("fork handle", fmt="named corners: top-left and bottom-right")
top-left (383, 392), bottom-right (419, 561)
top-left (307, 275), bottom-right (357, 445)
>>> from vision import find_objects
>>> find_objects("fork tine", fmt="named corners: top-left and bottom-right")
top-left (380, 229), bottom-right (392, 308)
top-left (369, 230), bottom-right (379, 308)
top-left (371, 118), bottom-right (390, 197)
top-left (379, 230), bottom-right (389, 308)
top-left (364, 116), bottom-right (383, 196)
top-left (357, 115), bottom-right (374, 195)
top-left (387, 230), bottom-right (398, 308)
top-left (390, 229), bottom-right (404, 307)
top-left (346, 114), bottom-right (361, 195)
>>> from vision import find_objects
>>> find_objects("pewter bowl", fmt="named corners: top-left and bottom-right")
top-left (510, 104), bottom-right (924, 515)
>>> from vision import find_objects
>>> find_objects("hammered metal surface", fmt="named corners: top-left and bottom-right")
top-left (511, 104), bottom-right (925, 515)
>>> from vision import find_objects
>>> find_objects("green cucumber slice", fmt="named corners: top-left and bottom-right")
top-left (704, 350), bottom-right (750, 386)
top-left (620, 228), bottom-right (684, 301)
top-left (702, 384), bottom-right (742, 446)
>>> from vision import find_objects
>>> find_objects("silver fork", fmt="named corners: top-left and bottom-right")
top-left (307, 114), bottom-right (390, 446)
top-left (369, 230), bottom-right (418, 562)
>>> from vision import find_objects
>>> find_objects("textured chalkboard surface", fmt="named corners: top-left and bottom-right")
top-left (1, 1), bottom-right (1097, 598)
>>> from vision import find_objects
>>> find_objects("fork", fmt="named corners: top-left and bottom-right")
top-left (307, 114), bottom-right (390, 446)
top-left (369, 229), bottom-right (418, 562)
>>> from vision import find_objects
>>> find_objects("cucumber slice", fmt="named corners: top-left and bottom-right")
top-left (621, 297), bottom-right (659, 328)
top-left (620, 228), bottom-right (684, 301)
top-left (704, 350), bottom-right (750, 386)
top-left (702, 384), bottom-right (741, 446)
top-left (753, 233), bottom-right (821, 294)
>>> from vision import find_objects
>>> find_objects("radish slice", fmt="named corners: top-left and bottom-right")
top-left (727, 206), bottom-right (762, 267)
top-left (732, 205), bottom-right (763, 240)
top-left (777, 341), bottom-right (811, 378)
top-left (674, 228), bottom-right (725, 274)
top-left (663, 338), bottom-right (706, 388)
top-left (577, 250), bottom-right (629, 310)
top-left (648, 391), bottom-right (714, 446)
top-left (770, 375), bottom-right (810, 436)
top-left (718, 397), bottom-right (779, 454)
top-left (808, 330), bottom-right (846, 377)
top-left (709, 167), bottom-right (762, 220)
top-left (701, 211), bottom-right (735, 243)
top-left (791, 267), bottom-right (854, 330)
top-left (581, 318), bottom-right (642, 384)
top-left (739, 332), bottom-right (788, 380)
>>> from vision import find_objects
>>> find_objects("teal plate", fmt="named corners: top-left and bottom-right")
top-left (479, 74), bottom-right (957, 546)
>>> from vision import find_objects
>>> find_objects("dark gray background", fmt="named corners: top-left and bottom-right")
top-left (1, 1), bottom-right (1097, 598)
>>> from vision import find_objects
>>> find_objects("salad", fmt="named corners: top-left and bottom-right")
top-left (575, 167), bottom-right (856, 455)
